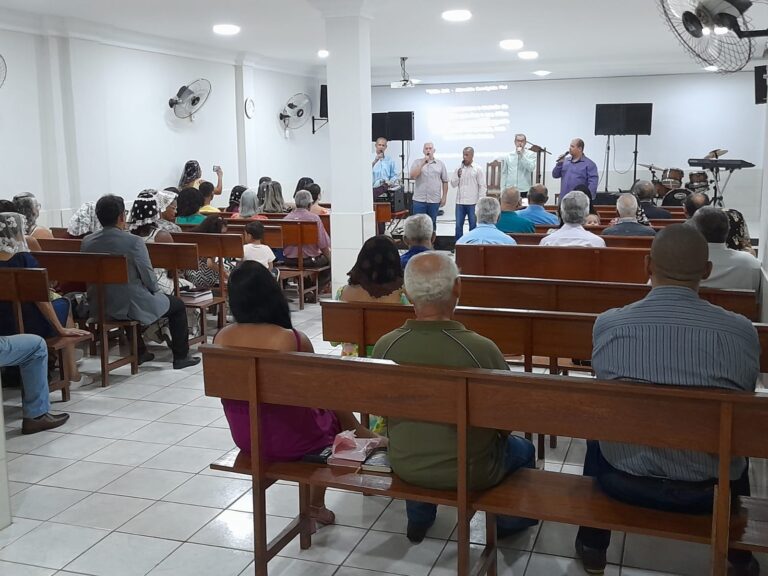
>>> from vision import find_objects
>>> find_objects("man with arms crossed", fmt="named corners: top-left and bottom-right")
top-left (574, 224), bottom-right (759, 576)
top-left (410, 142), bottom-right (448, 230)
top-left (450, 146), bottom-right (486, 241)
top-left (373, 252), bottom-right (536, 543)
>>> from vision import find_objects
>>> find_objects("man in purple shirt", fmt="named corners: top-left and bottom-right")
top-left (552, 138), bottom-right (599, 200)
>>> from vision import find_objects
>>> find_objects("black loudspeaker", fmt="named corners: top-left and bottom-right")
top-left (595, 103), bottom-right (652, 136)
top-left (755, 66), bottom-right (767, 105)
top-left (386, 111), bottom-right (415, 141)
top-left (372, 113), bottom-right (387, 142)
top-left (320, 85), bottom-right (328, 118)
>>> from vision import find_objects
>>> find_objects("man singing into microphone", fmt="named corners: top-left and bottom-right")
top-left (500, 134), bottom-right (536, 191)
top-left (410, 142), bottom-right (448, 230)
top-left (552, 138), bottom-right (599, 200)
top-left (450, 146), bottom-right (487, 241)
top-left (372, 137), bottom-right (397, 191)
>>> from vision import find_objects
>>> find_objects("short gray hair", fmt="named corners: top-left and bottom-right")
top-left (404, 252), bottom-right (459, 306)
top-left (631, 180), bottom-right (655, 202)
top-left (403, 214), bottom-right (433, 245)
top-left (501, 187), bottom-right (520, 208)
top-left (476, 196), bottom-right (501, 224)
top-left (560, 191), bottom-right (590, 224)
top-left (294, 190), bottom-right (312, 209)
top-left (238, 189), bottom-right (260, 218)
top-left (616, 193), bottom-right (637, 218)
top-left (692, 206), bottom-right (730, 243)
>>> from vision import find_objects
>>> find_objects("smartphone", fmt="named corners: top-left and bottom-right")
top-left (213, 165), bottom-right (220, 172)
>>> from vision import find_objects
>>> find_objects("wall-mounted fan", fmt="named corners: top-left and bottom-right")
top-left (279, 93), bottom-right (312, 134)
top-left (0, 55), bottom-right (6, 89)
top-left (657, 0), bottom-right (768, 72)
top-left (168, 79), bottom-right (212, 119)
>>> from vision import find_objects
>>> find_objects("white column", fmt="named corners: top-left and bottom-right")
top-left (758, 102), bottom-right (768, 322)
top-left (310, 0), bottom-right (375, 293)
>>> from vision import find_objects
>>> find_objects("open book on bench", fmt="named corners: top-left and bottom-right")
top-left (179, 287), bottom-right (213, 302)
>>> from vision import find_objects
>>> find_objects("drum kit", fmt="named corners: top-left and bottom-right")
top-left (639, 149), bottom-right (729, 207)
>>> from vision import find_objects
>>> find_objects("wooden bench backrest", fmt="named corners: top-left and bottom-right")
top-left (201, 345), bottom-right (465, 425)
top-left (320, 300), bottom-right (768, 373)
top-left (458, 275), bottom-right (759, 321)
top-left (455, 245), bottom-right (650, 283)
top-left (468, 370), bottom-right (768, 459)
top-left (547, 206), bottom-right (686, 217)
top-left (0, 268), bottom-right (51, 333)
top-left (50, 227), bottom-right (69, 239)
top-left (31, 251), bottom-right (129, 284)
top-left (170, 232), bottom-right (244, 259)
top-left (241, 213), bottom-right (332, 236)
top-left (511, 233), bottom-right (654, 248)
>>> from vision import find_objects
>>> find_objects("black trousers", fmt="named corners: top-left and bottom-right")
top-left (137, 295), bottom-right (190, 361)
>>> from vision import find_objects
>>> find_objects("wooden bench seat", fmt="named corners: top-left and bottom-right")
top-left (201, 347), bottom-right (768, 576)
top-left (0, 267), bottom-right (92, 401)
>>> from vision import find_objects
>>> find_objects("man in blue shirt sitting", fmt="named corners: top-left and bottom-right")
top-left (496, 187), bottom-right (535, 234)
top-left (516, 184), bottom-right (559, 226)
top-left (456, 197), bottom-right (516, 245)
top-left (400, 214), bottom-right (434, 268)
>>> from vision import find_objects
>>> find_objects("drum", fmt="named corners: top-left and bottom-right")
top-left (661, 188), bottom-right (691, 207)
top-left (688, 171), bottom-right (709, 189)
top-left (661, 167), bottom-right (683, 189)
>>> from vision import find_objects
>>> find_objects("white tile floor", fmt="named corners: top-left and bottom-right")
top-left (1, 303), bottom-right (766, 575)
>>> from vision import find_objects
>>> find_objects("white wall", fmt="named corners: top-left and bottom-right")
top-left (373, 73), bottom-right (765, 228)
top-left (0, 26), bottom-right (330, 223)
top-left (246, 68), bottom-right (330, 202)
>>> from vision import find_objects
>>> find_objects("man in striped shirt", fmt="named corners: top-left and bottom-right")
top-left (575, 224), bottom-right (760, 576)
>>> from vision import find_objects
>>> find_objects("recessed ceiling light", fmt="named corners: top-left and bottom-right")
top-left (533, 70), bottom-right (551, 77)
top-left (499, 39), bottom-right (524, 51)
top-left (317, 49), bottom-right (329, 59)
top-left (704, 65), bottom-right (719, 72)
top-left (213, 24), bottom-right (241, 36)
top-left (441, 9), bottom-right (472, 22)
top-left (518, 51), bottom-right (539, 60)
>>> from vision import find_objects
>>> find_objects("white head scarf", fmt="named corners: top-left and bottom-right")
top-left (0, 212), bottom-right (30, 255)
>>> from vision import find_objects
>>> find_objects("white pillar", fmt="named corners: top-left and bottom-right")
top-left (310, 0), bottom-right (375, 293)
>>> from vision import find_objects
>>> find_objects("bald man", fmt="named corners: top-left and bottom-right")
top-left (602, 193), bottom-right (655, 236)
top-left (575, 224), bottom-right (760, 576)
top-left (410, 142), bottom-right (448, 230)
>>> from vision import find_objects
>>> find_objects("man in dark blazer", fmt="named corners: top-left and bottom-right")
top-left (633, 180), bottom-right (672, 219)
top-left (82, 195), bottom-right (199, 369)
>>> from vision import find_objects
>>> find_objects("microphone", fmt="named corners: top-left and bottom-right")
top-left (557, 151), bottom-right (569, 162)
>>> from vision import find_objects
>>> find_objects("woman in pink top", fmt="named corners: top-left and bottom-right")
top-left (216, 261), bottom-right (377, 526)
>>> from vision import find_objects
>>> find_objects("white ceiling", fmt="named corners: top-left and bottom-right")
top-left (1, 0), bottom-right (767, 83)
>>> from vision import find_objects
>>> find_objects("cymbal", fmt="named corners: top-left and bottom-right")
top-left (705, 149), bottom-right (728, 159)
top-left (639, 163), bottom-right (665, 171)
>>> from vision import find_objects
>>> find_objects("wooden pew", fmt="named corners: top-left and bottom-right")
top-left (455, 245), bottom-right (650, 283)
top-left (230, 213), bottom-right (332, 237)
top-left (170, 232), bottom-right (244, 330)
top-left (546, 205), bottom-right (686, 218)
top-left (458, 275), bottom-right (759, 321)
top-left (31, 251), bottom-right (138, 387)
top-left (50, 227), bottom-right (70, 239)
top-left (511, 233), bottom-right (654, 248)
top-left (200, 346), bottom-right (768, 576)
top-left (320, 300), bottom-right (768, 374)
top-left (0, 268), bottom-right (92, 401)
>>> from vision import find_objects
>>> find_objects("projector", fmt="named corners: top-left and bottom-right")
top-left (390, 79), bottom-right (420, 89)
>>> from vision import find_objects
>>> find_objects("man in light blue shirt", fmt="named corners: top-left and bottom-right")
top-left (372, 137), bottom-right (397, 187)
top-left (500, 133), bottom-right (536, 191)
top-left (456, 197), bottom-right (516, 245)
top-left (516, 184), bottom-right (559, 226)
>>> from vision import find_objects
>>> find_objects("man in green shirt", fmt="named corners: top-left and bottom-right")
top-left (372, 252), bottom-right (536, 543)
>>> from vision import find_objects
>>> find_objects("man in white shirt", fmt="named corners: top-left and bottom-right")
top-left (693, 207), bottom-right (761, 292)
top-left (450, 146), bottom-right (487, 241)
top-left (540, 191), bottom-right (606, 247)
top-left (500, 134), bottom-right (536, 191)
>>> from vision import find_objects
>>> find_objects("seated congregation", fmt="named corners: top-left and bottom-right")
top-left (1, 166), bottom-right (765, 576)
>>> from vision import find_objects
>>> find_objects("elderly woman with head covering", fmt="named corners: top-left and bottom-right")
top-left (233, 188), bottom-right (268, 220)
top-left (153, 189), bottom-right (181, 233)
top-left (129, 191), bottom-right (176, 295)
top-left (13, 193), bottom-right (53, 240)
top-left (227, 185), bottom-right (247, 213)
top-left (66, 201), bottom-right (102, 239)
top-left (179, 160), bottom-right (223, 197)
top-left (0, 212), bottom-right (92, 386)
